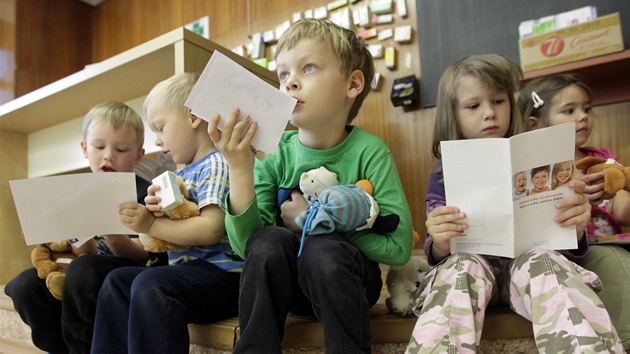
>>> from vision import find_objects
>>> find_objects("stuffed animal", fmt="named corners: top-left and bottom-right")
top-left (385, 254), bottom-right (430, 316)
top-left (31, 240), bottom-right (83, 300)
top-left (297, 166), bottom-right (400, 234)
top-left (139, 176), bottom-right (199, 252)
top-left (295, 166), bottom-right (401, 256)
top-left (575, 156), bottom-right (630, 200)
top-left (299, 166), bottom-right (340, 203)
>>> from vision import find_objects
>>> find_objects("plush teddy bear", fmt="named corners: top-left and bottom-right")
top-left (31, 240), bottom-right (83, 300)
top-left (575, 156), bottom-right (630, 200)
top-left (139, 175), bottom-right (199, 253)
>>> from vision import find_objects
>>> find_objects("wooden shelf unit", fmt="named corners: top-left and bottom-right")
top-left (521, 49), bottom-right (630, 107)
top-left (0, 27), bottom-right (278, 134)
top-left (0, 27), bottom-right (278, 178)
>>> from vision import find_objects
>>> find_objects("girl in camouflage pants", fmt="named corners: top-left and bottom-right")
top-left (406, 54), bottom-right (623, 353)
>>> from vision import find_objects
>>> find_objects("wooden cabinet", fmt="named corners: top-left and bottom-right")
top-left (521, 50), bottom-right (630, 107)
top-left (0, 27), bottom-right (278, 177)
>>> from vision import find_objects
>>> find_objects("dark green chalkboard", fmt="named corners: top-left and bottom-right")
top-left (416, 0), bottom-right (629, 107)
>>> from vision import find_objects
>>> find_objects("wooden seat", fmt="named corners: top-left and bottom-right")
top-left (188, 303), bottom-right (534, 350)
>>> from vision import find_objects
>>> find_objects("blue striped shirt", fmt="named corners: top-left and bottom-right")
top-left (167, 151), bottom-right (243, 271)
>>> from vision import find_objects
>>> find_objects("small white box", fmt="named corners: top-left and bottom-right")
top-left (394, 25), bottom-right (412, 43)
top-left (396, 0), bottom-right (407, 18)
top-left (153, 171), bottom-right (183, 213)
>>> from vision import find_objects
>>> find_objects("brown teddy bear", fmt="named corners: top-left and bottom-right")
top-left (139, 176), bottom-right (200, 252)
top-left (31, 240), bottom-right (83, 300)
top-left (575, 156), bottom-right (630, 200)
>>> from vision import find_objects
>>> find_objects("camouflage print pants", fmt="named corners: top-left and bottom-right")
top-left (405, 249), bottom-right (624, 354)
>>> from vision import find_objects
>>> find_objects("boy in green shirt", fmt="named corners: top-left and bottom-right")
top-left (209, 19), bottom-right (412, 353)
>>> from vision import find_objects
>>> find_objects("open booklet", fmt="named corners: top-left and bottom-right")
top-left (441, 122), bottom-right (578, 258)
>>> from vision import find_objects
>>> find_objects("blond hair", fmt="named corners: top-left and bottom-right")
top-left (275, 19), bottom-right (374, 123)
top-left (551, 160), bottom-right (574, 190)
top-left (143, 72), bottom-right (200, 118)
top-left (432, 54), bottom-right (524, 159)
top-left (82, 101), bottom-right (144, 150)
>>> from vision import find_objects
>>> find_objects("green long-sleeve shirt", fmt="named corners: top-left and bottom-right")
top-left (225, 126), bottom-right (412, 266)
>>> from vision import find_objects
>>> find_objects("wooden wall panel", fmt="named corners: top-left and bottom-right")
top-left (590, 103), bottom-right (630, 165)
top-left (14, 0), bottom-right (92, 97)
top-left (0, 0), bottom-right (16, 105)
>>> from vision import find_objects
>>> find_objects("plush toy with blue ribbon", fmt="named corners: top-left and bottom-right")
top-left (295, 166), bottom-right (399, 256)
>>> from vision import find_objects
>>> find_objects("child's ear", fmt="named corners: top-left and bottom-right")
top-left (527, 116), bottom-right (539, 130)
top-left (188, 109), bottom-right (203, 129)
top-left (80, 140), bottom-right (88, 158)
top-left (347, 69), bottom-right (365, 99)
top-left (135, 148), bottom-right (145, 164)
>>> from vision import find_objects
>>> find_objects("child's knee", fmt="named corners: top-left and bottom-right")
top-left (246, 226), bottom-right (296, 258)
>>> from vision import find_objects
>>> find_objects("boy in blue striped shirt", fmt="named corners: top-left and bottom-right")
top-left (91, 72), bottom-right (242, 354)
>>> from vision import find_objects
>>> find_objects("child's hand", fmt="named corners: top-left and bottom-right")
top-left (575, 169), bottom-right (606, 205)
top-left (553, 180), bottom-right (591, 241)
top-left (426, 206), bottom-right (467, 261)
top-left (280, 190), bottom-right (308, 232)
top-left (208, 107), bottom-right (258, 173)
top-left (145, 184), bottom-right (165, 218)
top-left (119, 202), bottom-right (156, 234)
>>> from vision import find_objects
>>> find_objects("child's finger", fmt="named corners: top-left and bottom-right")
top-left (207, 114), bottom-right (222, 143)
top-left (240, 120), bottom-right (258, 148)
top-left (580, 171), bottom-right (605, 184)
top-left (147, 184), bottom-right (160, 195)
top-left (230, 115), bottom-right (251, 144)
top-left (222, 108), bottom-right (241, 134)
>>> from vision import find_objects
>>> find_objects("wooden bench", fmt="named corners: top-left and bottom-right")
top-left (1, 284), bottom-right (534, 352)
top-left (188, 303), bottom-right (534, 350)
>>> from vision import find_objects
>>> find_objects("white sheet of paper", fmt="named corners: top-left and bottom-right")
top-left (185, 51), bottom-right (297, 154)
top-left (9, 173), bottom-right (138, 245)
top-left (441, 123), bottom-right (577, 258)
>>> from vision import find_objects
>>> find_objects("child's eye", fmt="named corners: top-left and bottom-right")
top-left (466, 103), bottom-right (479, 110)
top-left (563, 108), bottom-right (575, 115)
top-left (304, 64), bottom-right (316, 73)
top-left (493, 99), bottom-right (505, 105)
top-left (278, 72), bottom-right (289, 82)
top-left (584, 106), bottom-right (592, 114)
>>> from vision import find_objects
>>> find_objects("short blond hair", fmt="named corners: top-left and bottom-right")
top-left (275, 19), bottom-right (374, 123)
top-left (143, 72), bottom-right (200, 118)
top-left (82, 101), bottom-right (144, 150)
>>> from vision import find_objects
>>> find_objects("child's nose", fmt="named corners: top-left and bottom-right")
top-left (483, 106), bottom-right (495, 120)
top-left (283, 76), bottom-right (300, 93)
top-left (103, 147), bottom-right (115, 161)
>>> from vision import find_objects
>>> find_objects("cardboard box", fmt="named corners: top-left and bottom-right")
top-left (519, 12), bottom-right (623, 72)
